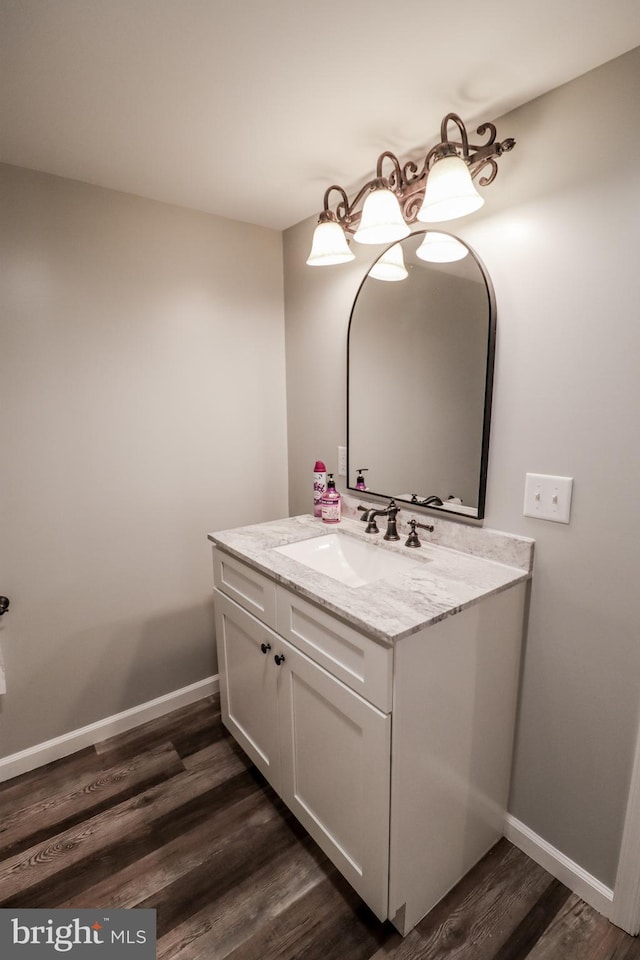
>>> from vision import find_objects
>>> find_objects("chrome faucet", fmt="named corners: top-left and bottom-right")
top-left (357, 499), bottom-right (401, 540)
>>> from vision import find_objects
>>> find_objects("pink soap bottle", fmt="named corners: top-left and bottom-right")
top-left (313, 460), bottom-right (327, 517)
top-left (321, 474), bottom-right (342, 524)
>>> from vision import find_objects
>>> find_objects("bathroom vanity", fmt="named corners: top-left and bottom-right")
top-left (209, 510), bottom-right (533, 935)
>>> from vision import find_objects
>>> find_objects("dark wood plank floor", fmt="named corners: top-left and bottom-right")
top-left (1, 694), bottom-right (638, 960)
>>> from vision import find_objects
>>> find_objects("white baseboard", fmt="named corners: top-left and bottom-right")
top-left (505, 814), bottom-right (614, 919)
top-left (0, 675), bottom-right (220, 783)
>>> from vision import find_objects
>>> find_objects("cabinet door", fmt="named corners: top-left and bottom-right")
top-left (214, 590), bottom-right (281, 792)
top-left (277, 638), bottom-right (391, 921)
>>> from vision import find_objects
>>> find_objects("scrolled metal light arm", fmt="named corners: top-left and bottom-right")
top-left (315, 113), bottom-right (515, 237)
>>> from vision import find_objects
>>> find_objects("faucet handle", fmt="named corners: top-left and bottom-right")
top-left (405, 519), bottom-right (434, 548)
top-left (405, 520), bottom-right (421, 548)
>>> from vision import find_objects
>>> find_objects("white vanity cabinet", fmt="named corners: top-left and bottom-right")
top-left (212, 542), bottom-right (527, 935)
top-left (213, 549), bottom-right (392, 919)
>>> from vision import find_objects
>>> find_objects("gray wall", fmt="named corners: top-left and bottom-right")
top-left (0, 163), bottom-right (288, 757)
top-left (283, 47), bottom-right (640, 888)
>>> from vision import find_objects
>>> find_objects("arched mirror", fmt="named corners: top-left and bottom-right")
top-left (347, 230), bottom-right (495, 519)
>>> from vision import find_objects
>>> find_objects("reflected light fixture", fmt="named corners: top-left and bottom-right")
top-left (369, 243), bottom-right (408, 281)
top-left (307, 113), bottom-right (514, 266)
top-left (416, 232), bottom-right (469, 263)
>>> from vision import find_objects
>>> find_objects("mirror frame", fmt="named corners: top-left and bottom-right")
top-left (346, 231), bottom-right (496, 520)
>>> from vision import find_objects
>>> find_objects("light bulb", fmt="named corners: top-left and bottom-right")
top-left (417, 154), bottom-right (484, 223)
top-left (353, 188), bottom-right (410, 245)
top-left (306, 219), bottom-right (355, 266)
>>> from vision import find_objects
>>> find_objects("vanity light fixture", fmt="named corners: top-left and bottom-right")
top-left (306, 112), bottom-right (515, 266)
top-left (353, 186), bottom-right (410, 245)
top-left (306, 215), bottom-right (355, 265)
top-left (417, 152), bottom-right (483, 222)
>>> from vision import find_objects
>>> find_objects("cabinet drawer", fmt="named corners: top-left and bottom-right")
top-left (212, 547), bottom-right (277, 629)
top-left (276, 588), bottom-right (393, 712)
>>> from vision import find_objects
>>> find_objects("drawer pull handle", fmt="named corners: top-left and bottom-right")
top-left (260, 642), bottom-right (271, 655)
top-left (274, 653), bottom-right (286, 666)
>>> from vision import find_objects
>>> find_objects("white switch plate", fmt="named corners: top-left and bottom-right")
top-left (337, 446), bottom-right (347, 477)
top-left (524, 473), bottom-right (573, 523)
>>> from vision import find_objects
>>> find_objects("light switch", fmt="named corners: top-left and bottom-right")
top-left (337, 446), bottom-right (347, 477)
top-left (524, 473), bottom-right (573, 523)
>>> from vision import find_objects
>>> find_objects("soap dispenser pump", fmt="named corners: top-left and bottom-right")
top-left (321, 473), bottom-right (341, 524)
top-left (355, 468), bottom-right (368, 491)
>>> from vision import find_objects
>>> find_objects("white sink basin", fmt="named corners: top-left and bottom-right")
top-left (274, 531), bottom-right (423, 588)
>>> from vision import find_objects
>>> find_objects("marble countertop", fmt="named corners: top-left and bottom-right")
top-left (208, 514), bottom-right (532, 645)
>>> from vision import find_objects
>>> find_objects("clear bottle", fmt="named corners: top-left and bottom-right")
top-left (321, 473), bottom-right (341, 524)
top-left (313, 461), bottom-right (327, 517)
top-left (355, 468), bottom-right (368, 491)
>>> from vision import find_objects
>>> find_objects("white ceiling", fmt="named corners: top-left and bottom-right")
top-left (2, 1), bottom-right (640, 231)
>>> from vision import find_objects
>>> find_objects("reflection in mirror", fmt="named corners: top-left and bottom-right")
top-left (347, 231), bottom-right (495, 520)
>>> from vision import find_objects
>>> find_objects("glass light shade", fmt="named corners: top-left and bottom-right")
top-left (306, 220), bottom-right (355, 266)
top-left (417, 154), bottom-right (484, 222)
top-left (416, 232), bottom-right (469, 263)
top-left (353, 188), bottom-right (411, 245)
top-left (369, 243), bottom-right (408, 281)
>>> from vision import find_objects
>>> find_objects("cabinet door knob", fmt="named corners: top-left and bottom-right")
top-left (274, 653), bottom-right (286, 666)
top-left (260, 642), bottom-right (271, 655)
